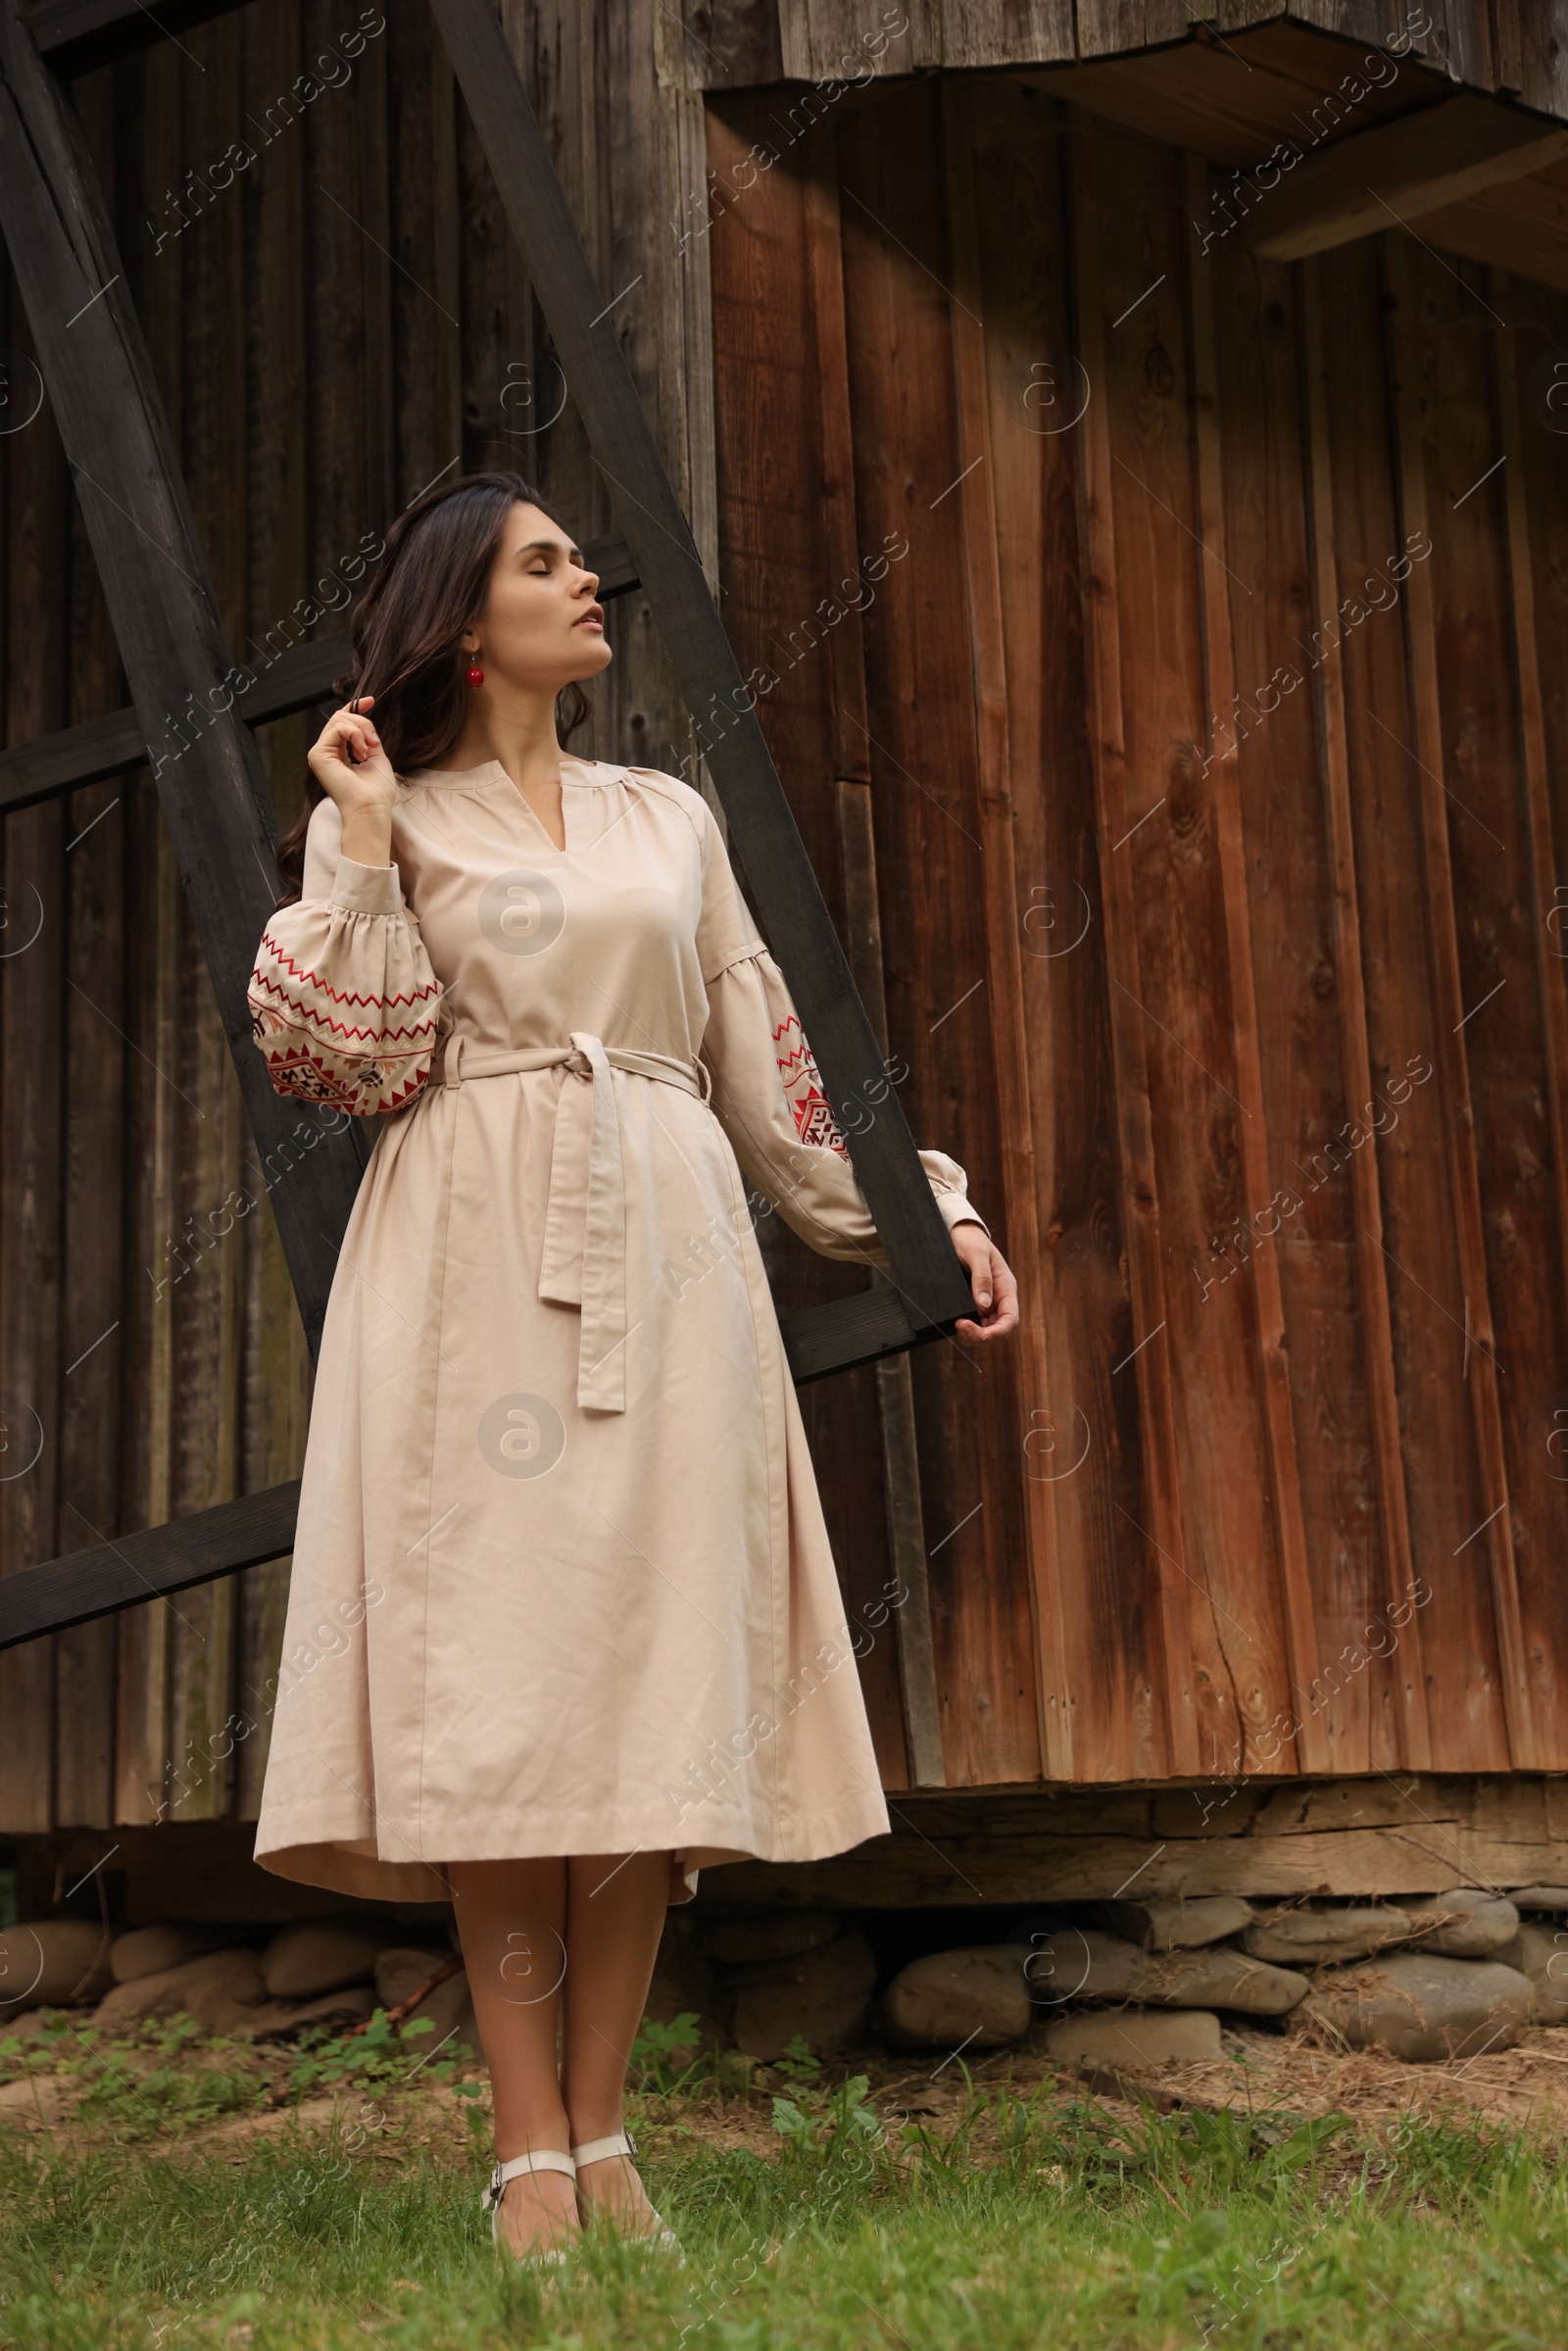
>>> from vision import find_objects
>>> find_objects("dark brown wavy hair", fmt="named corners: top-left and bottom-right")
top-left (273, 471), bottom-right (593, 905)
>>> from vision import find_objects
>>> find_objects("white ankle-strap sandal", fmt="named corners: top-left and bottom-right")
top-left (570, 2130), bottom-right (683, 2258)
top-left (482, 2148), bottom-right (577, 2262)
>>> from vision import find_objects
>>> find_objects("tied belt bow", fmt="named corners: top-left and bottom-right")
top-left (430, 1029), bottom-right (712, 1413)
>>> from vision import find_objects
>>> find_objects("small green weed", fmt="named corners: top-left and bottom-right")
top-left (1, 2013), bottom-right (268, 2141)
top-left (630, 2010), bottom-right (706, 2094)
top-left (287, 2008), bottom-right (460, 2096)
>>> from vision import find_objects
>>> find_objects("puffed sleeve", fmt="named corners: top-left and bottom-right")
top-left (693, 798), bottom-right (987, 1264)
top-left (247, 793), bottom-right (443, 1117)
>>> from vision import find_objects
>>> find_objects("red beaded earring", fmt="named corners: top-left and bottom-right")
top-left (466, 661), bottom-right (484, 687)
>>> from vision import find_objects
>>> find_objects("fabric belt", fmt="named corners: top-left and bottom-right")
top-left (427, 1029), bottom-right (712, 1413)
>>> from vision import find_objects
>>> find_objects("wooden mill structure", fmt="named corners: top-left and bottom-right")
top-left (3, 0), bottom-right (1568, 1927)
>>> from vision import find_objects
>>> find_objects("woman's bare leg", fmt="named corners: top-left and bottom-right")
top-left (449, 1857), bottom-right (577, 2256)
top-left (561, 1850), bottom-right (671, 2231)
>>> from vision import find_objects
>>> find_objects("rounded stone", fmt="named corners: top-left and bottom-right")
top-left (262, 1920), bottom-right (395, 2000)
top-left (1497, 1922), bottom-right (1568, 2025)
top-left (94, 1948), bottom-right (269, 2036)
top-left (1402, 1890), bottom-right (1520, 1957)
top-left (0, 1921), bottom-right (113, 2013)
top-left (110, 1924), bottom-right (231, 1984)
top-left (1036, 2006), bottom-right (1222, 2067)
top-left (1101, 1896), bottom-right (1254, 1951)
top-left (882, 1945), bottom-right (1033, 2050)
top-left (1302, 1952), bottom-right (1530, 2063)
top-left (1030, 1927), bottom-right (1308, 2017)
top-left (1243, 1905), bottom-right (1412, 1965)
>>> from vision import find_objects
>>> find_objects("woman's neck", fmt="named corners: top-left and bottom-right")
top-left (443, 689), bottom-right (564, 796)
top-left (442, 689), bottom-right (567, 849)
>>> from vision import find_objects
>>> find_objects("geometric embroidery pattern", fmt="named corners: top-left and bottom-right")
top-left (773, 1010), bottom-right (849, 1159)
top-left (247, 924), bottom-right (443, 1118)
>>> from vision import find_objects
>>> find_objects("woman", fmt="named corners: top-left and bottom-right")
top-left (246, 472), bottom-right (1017, 2261)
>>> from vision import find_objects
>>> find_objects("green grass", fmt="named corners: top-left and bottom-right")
top-left (1, 2029), bottom-right (1566, 2348)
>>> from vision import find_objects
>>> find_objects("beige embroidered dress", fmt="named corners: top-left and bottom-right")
top-left (247, 755), bottom-right (983, 1905)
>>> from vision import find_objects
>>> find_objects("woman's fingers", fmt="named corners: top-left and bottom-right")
top-left (953, 1234), bottom-right (1019, 1342)
top-left (986, 1251), bottom-right (1020, 1337)
top-left (321, 704), bottom-right (380, 762)
top-left (308, 700), bottom-right (396, 807)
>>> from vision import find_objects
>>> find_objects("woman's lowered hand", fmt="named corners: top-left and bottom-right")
top-left (950, 1221), bottom-right (1018, 1343)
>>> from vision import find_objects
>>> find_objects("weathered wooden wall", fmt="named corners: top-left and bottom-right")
top-left (4, 2), bottom-right (1567, 1848)
top-left (0, 0), bottom-right (714, 1837)
top-left (705, 74), bottom-right (1568, 1789)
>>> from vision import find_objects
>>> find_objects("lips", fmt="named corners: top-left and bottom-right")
top-left (574, 604), bottom-right (604, 630)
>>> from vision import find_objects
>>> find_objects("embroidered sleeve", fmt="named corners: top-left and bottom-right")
top-left (773, 1007), bottom-right (851, 1160)
top-left (689, 788), bottom-right (986, 1259)
top-left (700, 942), bottom-right (987, 1264)
top-left (247, 796), bottom-right (443, 1117)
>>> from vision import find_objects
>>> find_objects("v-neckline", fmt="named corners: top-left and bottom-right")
top-left (406, 754), bottom-right (619, 857)
top-left (460, 758), bottom-right (570, 854)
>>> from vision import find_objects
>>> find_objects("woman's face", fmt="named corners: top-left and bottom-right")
top-left (463, 501), bottom-right (613, 695)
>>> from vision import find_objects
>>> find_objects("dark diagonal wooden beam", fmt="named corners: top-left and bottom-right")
top-left (24, 0), bottom-right (250, 76)
top-left (0, 1485), bottom-right (302, 1650)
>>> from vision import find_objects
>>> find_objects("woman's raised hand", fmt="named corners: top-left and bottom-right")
top-left (308, 697), bottom-right (397, 866)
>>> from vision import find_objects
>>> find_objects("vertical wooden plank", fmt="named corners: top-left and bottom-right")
top-left (53, 68), bottom-right (126, 1831)
top-left (1182, 151), bottom-right (1328, 1773)
top-left (1071, 101), bottom-right (1269, 1768)
top-left (158, 10), bottom-right (248, 1825)
top-left (1386, 242), bottom-right (1568, 1749)
top-left (429, 24), bottom-right (465, 484)
top-left (703, 101), bottom-right (913, 1788)
top-left (1382, 231), bottom-right (1537, 1766)
top-left (354, 0), bottom-right (396, 534)
top-left (1314, 236), bottom-right (1503, 1771)
top-left (954, 82), bottom-right (1160, 1785)
top-left (1073, 0), bottom-right (1193, 52)
top-left (388, 0), bottom-right (463, 505)
top-left (113, 33), bottom-right (181, 1824)
top-left (934, 1), bottom-right (1074, 67)
top-left (1204, 220), bottom-right (1409, 1773)
top-left (1505, 291), bottom-right (1568, 1702)
top-left (840, 781), bottom-right (941, 1788)
top-left (942, 79), bottom-right (1069, 1780)
top-left (114, 810), bottom-right (179, 1827)
top-left (777, 0), bottom-right (938, 78)
top-left (307, 0), bottom-right (382, 611)
top-left (456, 23), bottom-right (532, 468)
top-left (1494, 300), bottom-right (1568, 1752)
top-left (801, 126), bottom-right (934, 1788)
top-left (503, 0), bottom-right (698, 784)
top-left (1082, 119), bottom-right (1303, 1782)
top-left (0, 190), bottom-right (67, 1831)
top-left (236, 0), bottom-right (311, 1811)
top-left (1298, 255), bottom-right (1431, 1770)
top-left (832, 78), bottom-right (1041, 1788)
top-left (665, 86), bottom-right (719, 592)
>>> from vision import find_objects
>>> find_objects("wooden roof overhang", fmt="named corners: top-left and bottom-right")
top-left (666, 4), bottom-right (1568, 290)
